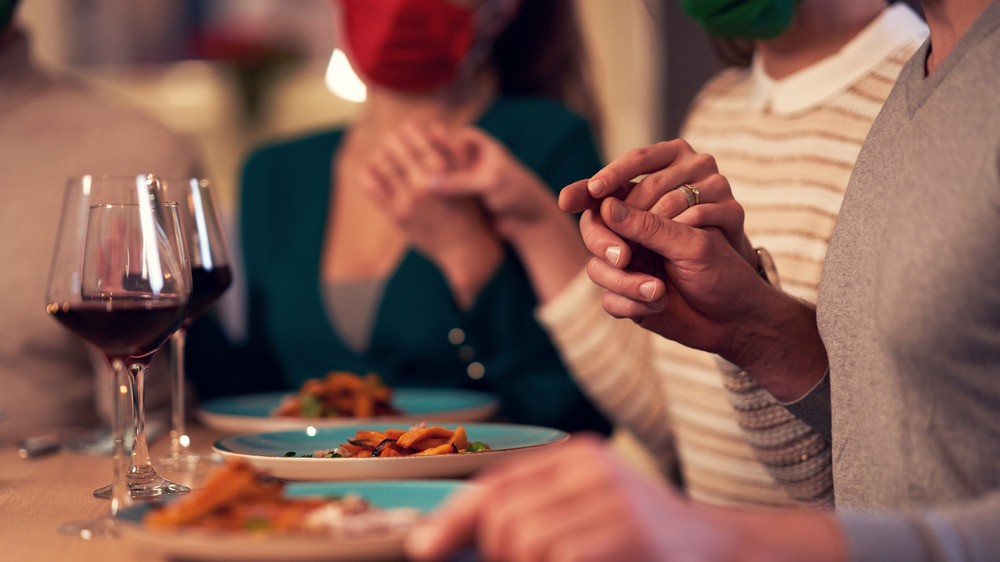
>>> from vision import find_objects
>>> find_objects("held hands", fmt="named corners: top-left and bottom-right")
top-left (426, 126), bottom-right (561, 242)
top-left (363, 119), bottom-right (589, 305)
top-left (562, 140), bottom-right (829, 398)
top-left (560, 140), bottom-right (769, 359)
top-left (361, 121), bottom-right (503, 308)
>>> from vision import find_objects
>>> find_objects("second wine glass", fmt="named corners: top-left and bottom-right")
top-left (159, 177), bottom-right (233, 470)
top-left (46, 174), bottom-right (191, 511)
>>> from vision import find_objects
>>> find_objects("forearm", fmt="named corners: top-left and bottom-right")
top-left (536, 271), bottom-right (675, 465)
top-left (709, 505), bottom-right (847, 562)
top-left (504, 204), bottom-right (591, 305)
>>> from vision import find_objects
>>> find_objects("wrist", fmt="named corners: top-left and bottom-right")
top-left (717, 506), bottom-right (847, 562)
top-left (727, 287), bottom-right (828, 402)
top-left (504, 208), bottom-right (590, 304)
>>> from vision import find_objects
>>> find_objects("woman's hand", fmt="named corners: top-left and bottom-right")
top-left (426, 125), bottom-right (591, 303)
top-left (362, 120), bottom-right (503, 308)
top-left (428, 126), bottom-right (562, 241)
top-left (561, 139), bottom-right (755, 269)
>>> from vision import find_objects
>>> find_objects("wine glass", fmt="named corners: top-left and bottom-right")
top-left (45, 174), bottom-right (191, 509)
top-left (158, 177), bottom-right (233, 471)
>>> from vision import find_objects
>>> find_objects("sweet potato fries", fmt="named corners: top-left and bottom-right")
top-left (143, 462), bottom-right (421, 536)
top-left (145, 461), bottom-right (325, 531)
top-left (319, 425), bottom-right (490, 458)
top-left (273, 371), bottom-right (400, 419)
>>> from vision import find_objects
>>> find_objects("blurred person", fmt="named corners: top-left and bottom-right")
top-left (407, 0), bottom-right (1000, 559)
top-left (185, 0), bottom-right (611, 433)
top-left (410, 0), bottom-right (926, 507)
top-left (0, 0), bottom-right (202, 443)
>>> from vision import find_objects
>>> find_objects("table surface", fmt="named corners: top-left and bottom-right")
top-left (1, 422), bottom-right (654, 561)
top-left (0, 425), bottom-right (233, 562)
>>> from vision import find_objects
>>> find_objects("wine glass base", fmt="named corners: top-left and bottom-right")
top-left (93, 475), bottom-right (190, 500)
top-left (57, 516), bottom-right (118, 540)
top-left (157, 451), bottom-right (225, 490)
top-left (157, 450), bottom-right (202, 471)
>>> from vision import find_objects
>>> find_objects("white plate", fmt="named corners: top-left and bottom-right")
top-left (213, 422), bottom-right (569, 481)
top-left (197, 388), bottom-right (499, 434)
top-left (116, 480), bottom-right (466, 561)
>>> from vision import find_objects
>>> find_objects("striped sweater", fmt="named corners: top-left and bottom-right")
top-left (537, 3), bottom-right (928, 508)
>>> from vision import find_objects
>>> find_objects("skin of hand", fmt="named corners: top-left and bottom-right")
top-left (427, 126), bottom-right (561, 240)
top-left (404, 434), bottom-right (848, 562)
top-left (361, 120), bottom-right (504, 308)
top-left (559, 140), bottom-right (756, 269)
top-left (559, 140), bottom-right (829, 400)
top-left (424, 125), bottom-right (592, 303)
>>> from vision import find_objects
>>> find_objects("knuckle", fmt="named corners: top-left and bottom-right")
top-left (625, 145), bottom-right (655, 166)
top-left (691, 152), bottom-right (719, 174)
top-left (671, 138), bottom-right (694, 153)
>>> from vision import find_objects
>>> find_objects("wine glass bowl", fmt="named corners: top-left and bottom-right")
top-left (48, 203), bottom-right (187, 359)
top-left (45, 175), bottom-right (191, 509)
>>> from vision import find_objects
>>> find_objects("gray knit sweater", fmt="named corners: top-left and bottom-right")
top-left (788, 1), bottom-right (1000, 559)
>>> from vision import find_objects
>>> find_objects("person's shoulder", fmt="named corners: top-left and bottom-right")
top-left (244, 128), bottom-right (345, 169)
top-left (20, 71), bottom-right (203, 176)
top-left (699, 66), bottom-right (752, 98)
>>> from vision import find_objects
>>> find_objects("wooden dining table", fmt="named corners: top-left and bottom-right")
top-left (1, 419), bottom-right (646, 561)
top-left (0, 424), bottom-right (232, 562)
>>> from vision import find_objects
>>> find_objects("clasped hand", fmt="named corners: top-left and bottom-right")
top-left (559, 139), bottom-right (772, 361)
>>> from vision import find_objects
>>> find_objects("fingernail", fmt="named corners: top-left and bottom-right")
top-left (610, 199), bottom-right (628, 223)
top-left (605, 245), bottom-right (621, 266)
top-left (640, 281), bottom-right (657, 301)
top-left (588, 178), bottom-right (606, 196)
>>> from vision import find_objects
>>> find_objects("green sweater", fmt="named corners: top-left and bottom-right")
top-left (189, 97), bottom-right (610, 433)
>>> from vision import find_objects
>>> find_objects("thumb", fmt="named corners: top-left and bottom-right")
top-left (404, 484), bottom-right (483, 561)
top-left (600, 197), bottom-right (688, 259)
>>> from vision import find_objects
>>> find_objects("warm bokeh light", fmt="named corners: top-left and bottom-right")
top-left (324, 48), bottom-right (366, 103)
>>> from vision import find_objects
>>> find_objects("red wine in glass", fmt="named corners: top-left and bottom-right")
top-left (185, 264), bottom-right (233, 327)
top-left (49, 299), bottom-right (186, 359)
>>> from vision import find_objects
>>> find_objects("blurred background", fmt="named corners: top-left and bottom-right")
top-left (15, 0), bottom-right (728, 473)
top-left (16, 0), bottom-right (722, 213)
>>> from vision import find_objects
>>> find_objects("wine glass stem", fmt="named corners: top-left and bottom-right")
top-left (110, 358), bottom-right (131, 517)
top-left (126, 363), bottom-right (157, 483)
top-left (168, 328), bottom-right (190, 459)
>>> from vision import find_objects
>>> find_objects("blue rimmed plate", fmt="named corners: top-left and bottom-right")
top-left (116, 480), bottom-right (467, 561)
top-left (197, 388), bottom-right (499, 434)
top-left (213, 422), bottom-right (569, 481)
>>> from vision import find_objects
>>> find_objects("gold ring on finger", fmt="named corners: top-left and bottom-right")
top-left (683, 184), bottom-right (701, 205)
top-left (677, 184), bottom-right (696, 208)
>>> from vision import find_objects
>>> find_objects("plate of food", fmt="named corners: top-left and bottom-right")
top-left (213, 422), bottom-right (569, 481)
top-left (197, 371), bottom-right (500, 434)
top-left (117, 462), bottom-right (467, 561)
